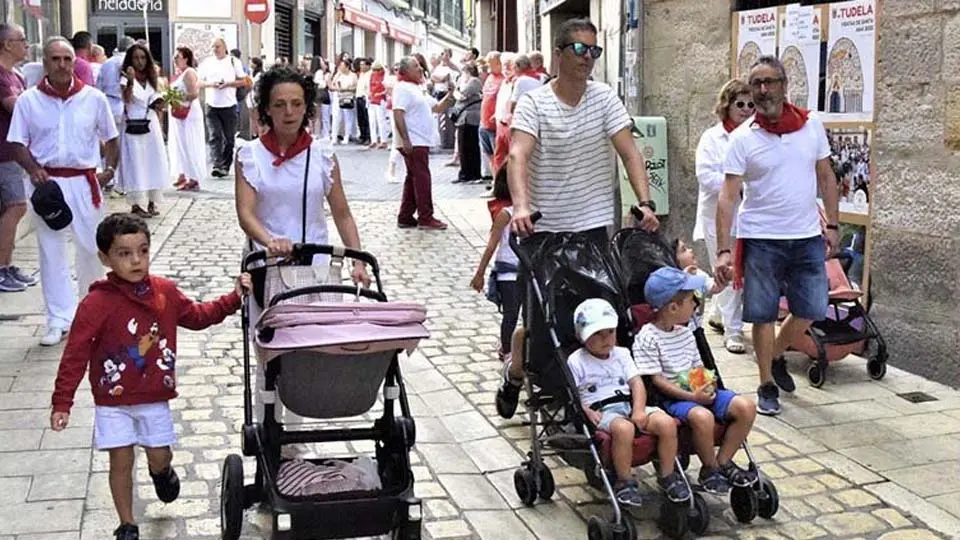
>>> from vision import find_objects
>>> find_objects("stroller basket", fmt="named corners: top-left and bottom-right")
top-left (255, 301), bottom-right (429, 420)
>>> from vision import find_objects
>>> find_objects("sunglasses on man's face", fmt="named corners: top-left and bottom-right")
top-left (735, 100), bottom-right (755, 110)
top-left (560, 42), bottom-right (603, 59)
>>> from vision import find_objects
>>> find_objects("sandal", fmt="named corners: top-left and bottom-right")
top-left (615, 480), bottom-right (644, 507)
top-left (719, 461), bottom-right (757, 488)
top-left (658, 470), bottom-right (691, 503)
top-left (724, 333), bottom-right (746, 354)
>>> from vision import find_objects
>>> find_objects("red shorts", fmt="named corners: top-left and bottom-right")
top-left (493, 122), bottom-right (511, 174)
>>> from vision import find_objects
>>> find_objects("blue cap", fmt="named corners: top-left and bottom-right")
top-left (644, 267), bottom-right (706, 311)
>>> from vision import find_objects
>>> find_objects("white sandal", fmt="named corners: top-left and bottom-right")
top-left (725, 333), bottom-right (747, 354)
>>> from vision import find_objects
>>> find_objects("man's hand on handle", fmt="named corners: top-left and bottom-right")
top-left (510, 205), bottom-right (537, 237)
top-left (633, 204), bottom-right (659, 232)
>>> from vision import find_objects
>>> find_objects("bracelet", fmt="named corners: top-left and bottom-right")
top-left (825, 224), bottom-right (839, 231)
top-left (716, 249), bottom-right (731, 257)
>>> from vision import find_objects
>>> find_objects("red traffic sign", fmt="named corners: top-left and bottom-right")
top-left (244, 0), bottom-right (270, 24)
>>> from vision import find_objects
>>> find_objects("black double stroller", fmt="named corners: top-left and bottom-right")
top-left (501, 218), bottom-right (780, 539)
top-left (221, 244), bottom-right (428, 540)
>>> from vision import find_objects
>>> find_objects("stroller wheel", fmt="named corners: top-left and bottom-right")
top-left (618, 514), bottom-right (638, 540)
top-left (537, 465), bottom-right (556, 500)
top-left (757, 476), bottom-right (780, 519)
top-left (687, 492), bottom-right (710, 535)
top-left (220, 454), bottom-right (245, 540)
top-left (867, 358), bottom-right (886, 381)
top-left (730, 485), bottom-right (759, 523)
top-left (514, 467), bottom-right (538, 506)
top-left (657, 497), bottom-right (689, 540)
top-left (807, 364), bottom-right (826, 388)
top-left (587, 515), bottom-right (615, 540)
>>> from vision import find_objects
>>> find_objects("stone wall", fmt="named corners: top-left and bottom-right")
top-left (641, 0), bottom-right (960, 386)
top-left (870, 1), bottom-right (960, 385)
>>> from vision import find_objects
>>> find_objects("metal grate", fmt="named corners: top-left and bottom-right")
top-left (275, 4), bottom-right (294, 62)
top-left (897, 392), bottom-right (939, 404)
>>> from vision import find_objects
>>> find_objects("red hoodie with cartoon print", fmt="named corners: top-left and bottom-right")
top-left (51, 273), bottom-right (241, 414)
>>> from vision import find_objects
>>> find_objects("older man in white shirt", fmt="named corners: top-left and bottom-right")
top-left (9, 36), bottom-right (120, 346)
top-left (198, 38), bottom-right (248, 177)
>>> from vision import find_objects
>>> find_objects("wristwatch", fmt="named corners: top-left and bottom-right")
top-left (825, 223), bottom-right (839, 231)
top-left (637, 200), bottom-right (657, 213)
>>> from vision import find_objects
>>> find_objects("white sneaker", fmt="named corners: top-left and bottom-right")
top-left (39, 327), bottom-right (67, 347)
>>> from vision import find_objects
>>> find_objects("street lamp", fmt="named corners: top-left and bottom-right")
top-left (140, 0), bottom-right (149, 42)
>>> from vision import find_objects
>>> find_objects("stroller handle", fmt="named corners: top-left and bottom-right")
top-left (268, 284), bottom-right (387, 307)
top-left (242, 243), bottom-right (381, 274)
top-left (507, 211), bottom-right (543, 269)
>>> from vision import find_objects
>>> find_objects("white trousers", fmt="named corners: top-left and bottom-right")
top-left (318, 103), bottom-right (331, 140)
top-left (703, 224), bottom-right (744, 335)
top-left (335, 107), bottom-right (356, 140)
top-left (27, 176), bottom-right (105, 329)
top-left (368, 103), bottom-right (389, 144)
top-left (126, 189), bottom-right (163, 207)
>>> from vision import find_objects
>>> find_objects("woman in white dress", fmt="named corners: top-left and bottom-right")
top-left (118, 43), bottom-right (169, 218)
top-left (168, 46), bottom-right (206, 192)
top-left (331, 60), bottom-right (358, 144)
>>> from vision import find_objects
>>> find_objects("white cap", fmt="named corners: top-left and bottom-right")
top-left (573, 298), bottom-right (619, 342)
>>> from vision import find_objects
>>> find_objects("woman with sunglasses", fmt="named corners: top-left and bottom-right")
top-left (693, 79), bottom-right (753, 355)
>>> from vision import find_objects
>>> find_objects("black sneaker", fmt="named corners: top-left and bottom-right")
top-left (150, 466), bottom-right (181, 503)
top-left (756, 382), bottom-right (782, 416)
top-left (697, 467), bottom-right (731, 494)
top-left (211, 168), bottom-right (226, 178)
top-left (495, 360), bottom-right (522, 419)
top-left (658, 470), bottom-right (691, 502)
top-left (772, 356), bottom-right (796, 393)
top-left (718, 461), bottom-right (757, 488)
top-left (114, 523), bottom-right (139, 540)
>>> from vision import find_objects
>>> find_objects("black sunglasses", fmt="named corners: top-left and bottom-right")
top-left (560, 42), bottom-right (603, 59)
top-left (735, 100), bottom-right (755, 109)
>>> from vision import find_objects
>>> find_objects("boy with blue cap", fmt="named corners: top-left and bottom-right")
top-left (568, 298), bottom-right (690, 506)
top-left (632, 267), bottom-right (758, 494)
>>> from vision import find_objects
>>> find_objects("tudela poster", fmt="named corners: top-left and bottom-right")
top-left (735, 8), bottom-right (778, 78)
top-left (826, 0), bottom-right (876, 121)
top-left (779, 4), bottom-right (822, 111)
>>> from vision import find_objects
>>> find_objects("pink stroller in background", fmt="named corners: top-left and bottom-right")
top-left (221, 243), bottom-right (429, 540)
top-left (778, 213), bottom-right (887, 387)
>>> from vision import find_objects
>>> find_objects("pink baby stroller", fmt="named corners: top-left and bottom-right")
top-left (222, 243), bottom-right (429, 540)
top-left (778, 214), bottom-right (887, 387)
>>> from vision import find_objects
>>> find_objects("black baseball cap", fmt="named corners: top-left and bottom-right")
top-left (30, 181), bottom-right (72, 231)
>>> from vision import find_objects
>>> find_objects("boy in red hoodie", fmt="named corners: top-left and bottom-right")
top-left (49, 213), bottom-right (251, 540)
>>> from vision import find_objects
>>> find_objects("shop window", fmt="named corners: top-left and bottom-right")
top-left (338, 23), bottom-right (354, 57)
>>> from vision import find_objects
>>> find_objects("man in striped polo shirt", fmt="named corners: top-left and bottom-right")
top-left (494, 17), bottom-right (659, 418)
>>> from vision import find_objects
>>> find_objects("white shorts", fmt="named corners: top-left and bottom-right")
top-left (94, 402), bottom-right (177, 450)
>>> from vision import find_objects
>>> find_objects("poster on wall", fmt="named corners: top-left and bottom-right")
top-left (827, 126), bottom-right (872, 215)
top-left (779, 4), bottom-right (822, 110)
top-left (735, 8), bottom-right (778, 78)
top-left (173, 23), bottom-right (239, 65)
top-left (825, 0), bottom-right (876, 121)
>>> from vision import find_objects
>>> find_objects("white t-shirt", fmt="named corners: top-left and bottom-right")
top-left (8, 85), bottom-right (119, 168)
top-left (494, 206), bottom-right (519, 281)
top-left (693, 122), bottom-right (739, 241)
top-left (511, 81), bottom-right (633, 233)
top-left (723, 114), bottom-right (831, 239)
top-left (236, 139), bottom-right (334, 247)
top-left (199, 55), bottom-right (246, 108)
top-left (493, 80), bottom-right (514, 124)
top-left (511, 75), bottom-right (541, 102)
top-left (632, 323), bottom-right (703, 381)
top-left (392, 81), bottom-right (438, 148)
top-left (568, 346), bottom-right (639, 407)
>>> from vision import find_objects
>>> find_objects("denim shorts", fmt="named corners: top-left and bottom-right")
top-left (0, 161), bottom-right (27, 210)
top-left (479, 127), bottom-right (496, 156)
top-left (741, 236), bottom-right (828, 324)
top-left (662, 389), bottom-right (737, 424)
top-left (597, 402), bottom-right (662, 432)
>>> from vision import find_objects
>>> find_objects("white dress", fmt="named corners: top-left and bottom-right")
top-left (167, 69), bottom-right (207, 183)
top-left (118, 78), bottom-right (169, 204)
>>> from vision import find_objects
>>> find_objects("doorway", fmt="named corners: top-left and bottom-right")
top-left (91, 19), bottom-right (170, 69)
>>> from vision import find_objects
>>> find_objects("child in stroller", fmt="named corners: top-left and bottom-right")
top-left (568, 298), bottom-right (690, 506)
top-left (633, 267), bottom-right (758, 494)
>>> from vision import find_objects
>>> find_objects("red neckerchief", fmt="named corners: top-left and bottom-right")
top-left (397, 72), bottom-right (418, 84)
top-left (508, 68), bottom-right (540, 83)
top-left (752, 102), bottom-right (809, 135)
top-left (37, 76), bottom-right (85, 100)
top-left (260, 129), bottom-right (313, 167)
top-left (535, 66), bottom-right (548, 77)
top-left (722, 118), bottom-right (739, 133)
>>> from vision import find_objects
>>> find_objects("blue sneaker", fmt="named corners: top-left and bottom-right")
top-left (0, 268), bottom-right (26, 292)
top-left (757, 382), bottom-right (781, 416)
top-left (7, 266), bottom-right (37, 287)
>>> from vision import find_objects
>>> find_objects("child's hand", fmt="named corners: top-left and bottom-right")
top-left (693, 387), bottom-right (716, 405)
top-left (236, 273), bottom-right (253, 296)
top-left (684, 265), bottom-right (699, 275)
top-left (50, 411), bottom-right (69, 431)
top-left (469, 274), bottom-right (484, 293)
top-left (630, 410), bottom-right (649, 431)
top-left (586, 408), bottom-right (602, 427)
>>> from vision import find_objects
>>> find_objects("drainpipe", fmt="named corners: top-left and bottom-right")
top-left (616, 0), bottom-right (643, 224)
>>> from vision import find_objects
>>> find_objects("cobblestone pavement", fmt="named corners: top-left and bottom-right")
top-left (1, 145), bottom-right (959, 540)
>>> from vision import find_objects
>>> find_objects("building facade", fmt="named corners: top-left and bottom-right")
top-left (637, 0), bottom-right (960, 386)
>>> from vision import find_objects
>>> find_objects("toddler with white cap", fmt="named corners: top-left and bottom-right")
top-left (567, 298), bottom-right (691, 506)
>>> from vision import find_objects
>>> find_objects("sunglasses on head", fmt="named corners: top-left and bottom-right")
top-left (560, 42), bottom-right (603, 59)
top-left (735, 100), bottom-right (755, 109)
